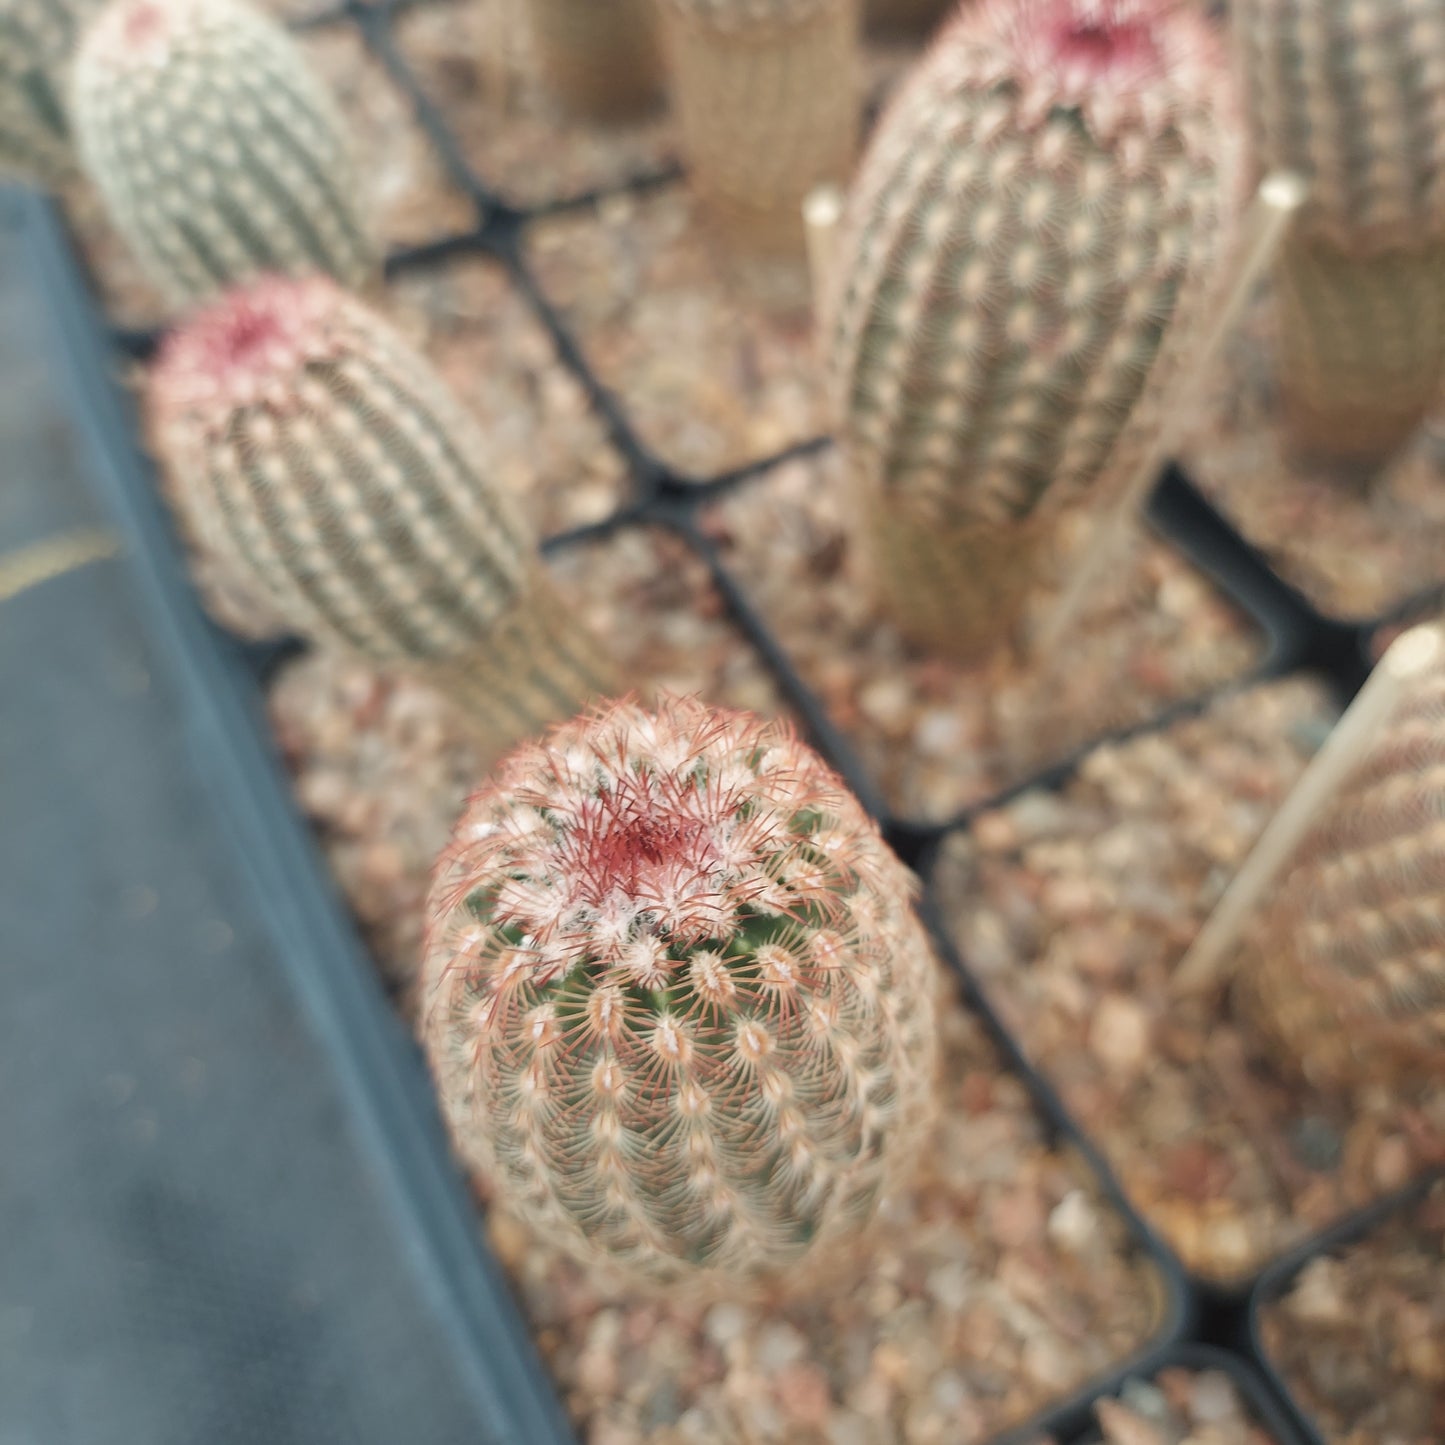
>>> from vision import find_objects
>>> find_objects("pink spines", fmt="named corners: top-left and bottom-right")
top-left (946, 0), bottom-right (1226, 144)
top-left (149, 273), bottom-right (349, 435)
top-left (426, 694), bottom-right (864, 991)
top-left (81, 0), bottom-right (178, 70)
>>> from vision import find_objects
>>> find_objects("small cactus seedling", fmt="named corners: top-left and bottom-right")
top-left (1238, 646), bottom-right (1445, 1091)
top-left (656, 0), bottom-right (861, 259)
top-left (71, 0), bottom-right (377, 305)
top-left (827, 0), bottom-right (1238, 661)
top-left (147, 274), bottom-right (616, 750)
top-left (0, 0), bottom-right (98, 184)
top-left (1234, 0), bottom-right (1445, 469)
top-left (524, 0), bottom-right (664, 121)
top-left (422, 694), bottom-right (940, 1291)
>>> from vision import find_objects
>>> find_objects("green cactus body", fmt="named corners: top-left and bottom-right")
top-left (525, 0), bottom-right (664, 120)
top-left (657, 0), bottom-right (861, 258)
top-left (422, 694), bottom-right (940, 1292)
top-left (1235, 0), bottom-right (1445, 470)
top-left (147, 274), bottom-right (616, 750)
top-left (827, 0), bottom-right (1237, 661)
top-left (0, 0), bottom-right (95, 184)
top-left (72, 0), bottom-right (377, 305)
top-left (1240, 661), bottom-right (1445, 1092)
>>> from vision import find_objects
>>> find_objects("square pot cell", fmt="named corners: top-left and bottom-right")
top-left (264, 528), bottom-right (1171, 1445)
top-left (62, 18), bottom-right (474, 332)
top-left (390, 0), bottom-right (677, 209)
top-left (937, 678), bottom-right (1445, 1287)
top-left (524, 186), bottom-right (827, 476)
top-left (1177, 284), bottom-right (1445, 627)
top-left (701, 449), bottom-right (1264, 824)
top-left (1256, 1180), bottom-right (1445, 1445)
top-left (267, 523), bottom-right (790, 1003)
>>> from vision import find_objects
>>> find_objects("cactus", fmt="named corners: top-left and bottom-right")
top-left (71, 0), bottom-right (377, 305)
top-left (421, 693), bottom-right (940, 1291)
top-left (1234, 0), bottom-right (1445, 470)
top-left (1238, 660), bottom-right (1445, 1092)
top-left (146, 273), bottom-right (616, 750)
top-left (0, 0), bottom-right (97, 184)
top-left (524, 0), bottom-right (664, 121)
top-left (826, 0), bottom-right (1238, 661)
top-left (656, 0), bottom-right (861, 258)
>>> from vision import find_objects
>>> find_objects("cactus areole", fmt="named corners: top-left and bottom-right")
top-left (422, 696), bottom-right (939, 1291)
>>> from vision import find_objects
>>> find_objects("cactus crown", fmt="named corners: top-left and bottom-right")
top-left (423, 694), bottom-right (938, 1289)
top-left (828, 0), bottom-right (1233, 528)
top-left (72, 0), bottom-right (376, 304)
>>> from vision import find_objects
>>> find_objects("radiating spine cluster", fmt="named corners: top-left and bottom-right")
top-left (524, 0), bottom-right (663, 120)
top-left (1234, 0), bottom-right (1445, 469)
top-left (657, 0), bottom-right (861, 257)
top-left (0, 0), bottom-right (96, 183)
top-left (827, 0), bottom-right (1237, 660)
top-left (72, 0), bottom-right (376, 305)
top-left (147, 274), bottom-right (615, 750)
top-left (1239, 662), bottom-right (1445, 1092)
top-left (422, 694), bottom-right (940, 1291)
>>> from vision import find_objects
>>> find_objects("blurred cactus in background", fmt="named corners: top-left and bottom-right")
top-left (524, 0), bottom-right (664, 120)
top-left (1234, 0), bottom-right (1445, 472)
top-left (72, 0), bottom-right (377, 305)
top-left (0, 0), bottom-right (98, 184)
top-left (423, 693), bottom-right (940, 1292)
top-left (827, 0), bottom-right (1238, 662)
top-left (656, 0), bottom-right (861, 260)
top-left (147, 274), bottom-right (615, 750)
top-left (1239, 653), bottom-right (1445, 1092)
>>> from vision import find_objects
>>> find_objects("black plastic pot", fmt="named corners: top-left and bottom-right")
top-left (9, 0), bottom-right (1445, 1438)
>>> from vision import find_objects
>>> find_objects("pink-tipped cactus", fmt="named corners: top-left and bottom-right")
top-left (1239, 657), bottom-right (1445, 1091)
top-left (524, 0), bottom-right (663, 120)
top-left (1234, 0), bottom-right (1445, 469)
top-left (147, 273), bottom-right (616, 750)
top-left (827, 0), bottom-right (1239, 661)
top-left (421, 694), bottom-right (941, 1291)
top-left (656, 0), bottom-right (861, 260)
top-left (71, 0), bottom-right (377, 305)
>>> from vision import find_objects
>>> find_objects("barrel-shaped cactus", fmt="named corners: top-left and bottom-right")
top-left (827, 0), bottom-right (1238, 660)
top-left (524, 0), bottom-right (663, 120)
top-left (0, 0), bottom-right (96, 183)
top-left (147, 274), bottom-right (615, 750)
top-left (422, 693), bottom-right (940, 1291)
top-left (72, 0), bottom-right (376, 305)
top-left (1239, 661), bottom-right (1445, 1092)
top-left (1234, 0), bottom-right (1445, 469)
top-left (657, 0), bottom-right (861, 258)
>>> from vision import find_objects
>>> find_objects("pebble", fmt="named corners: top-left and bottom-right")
top-left (1095, 1398), bottom-right (1167, 1445)
top-left (755, 1321), bottom-right (808, 1372)
top-left (1088, 995), bottom-right (1152, 1076)
top-left (1188, 1369), bottom-right (1237, 1424)
top-left (1047, 1190), bottom-right (1099, 1254)
top-left (703, 1301), bottom-right (752, 1348)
